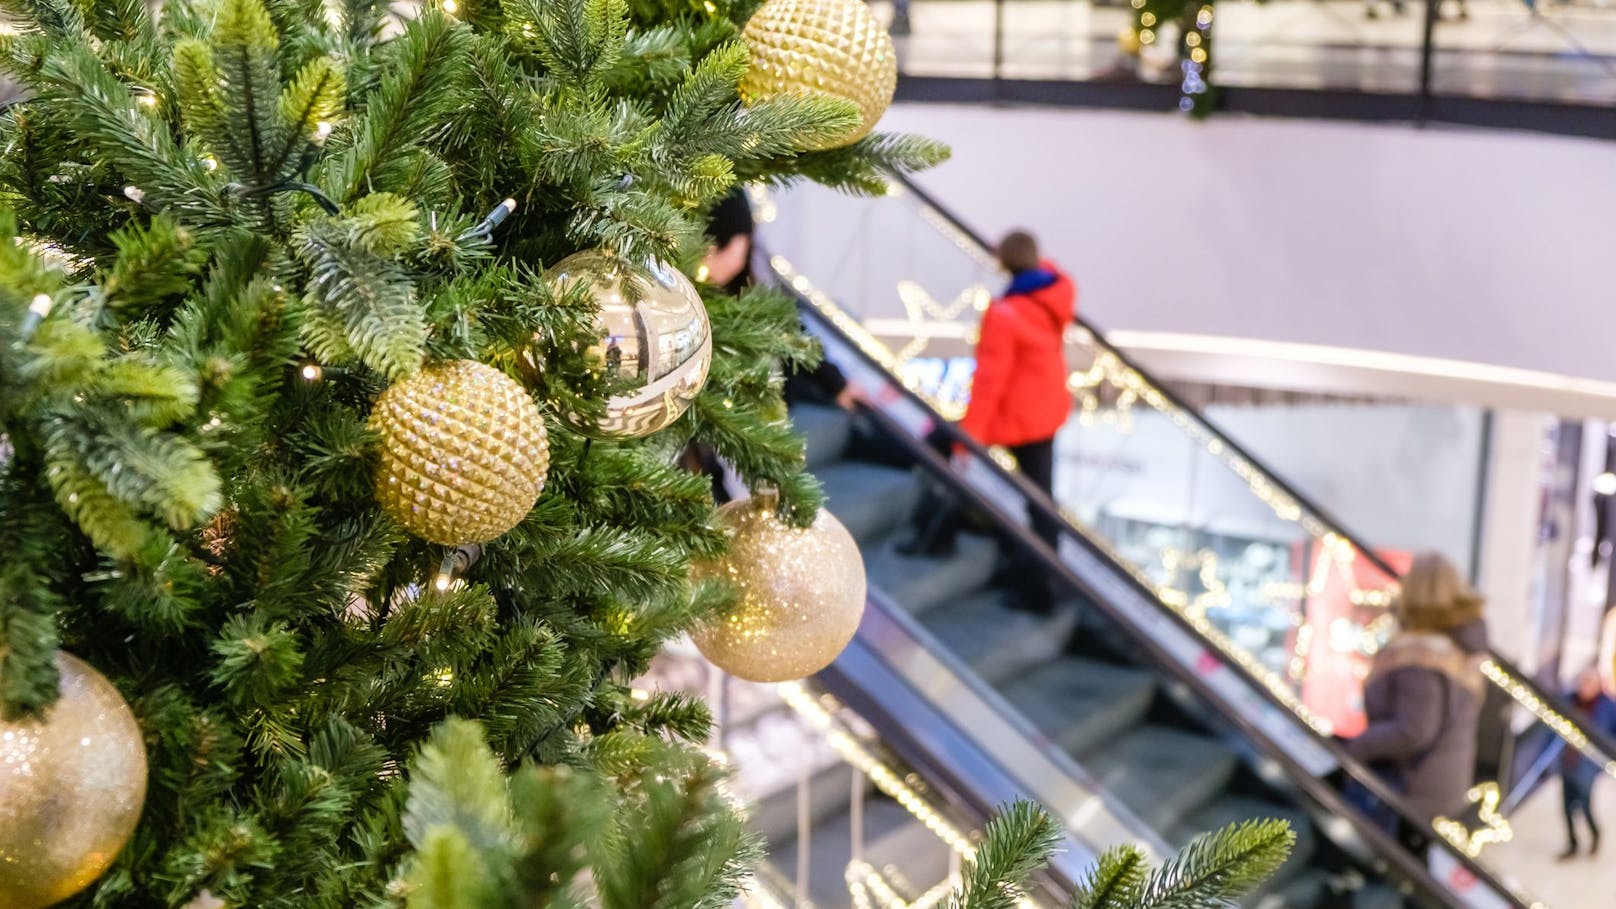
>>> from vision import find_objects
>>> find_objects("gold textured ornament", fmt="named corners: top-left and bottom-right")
top-left (546, 251), bottom-right (712, 440)
top-left (740, 0), bottom-right (898, 150)
top-left (692, 496), bottom-right (866, 682)
top-left (0, 652), bottom-right (148, 909)
top-left (371, 359), bottom-right (550, 545)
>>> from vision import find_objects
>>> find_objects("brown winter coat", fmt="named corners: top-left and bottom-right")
top-left (1345, 619), bottom-right (1488, 820)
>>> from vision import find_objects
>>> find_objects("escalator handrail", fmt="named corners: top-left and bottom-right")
top-left (886, 169), bottom-right (1616, 771)
top-left (791, 290), bottom-right (1532, 909)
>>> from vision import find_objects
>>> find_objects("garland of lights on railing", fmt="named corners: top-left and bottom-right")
top-left (692, 678), bottom-right (989, 909)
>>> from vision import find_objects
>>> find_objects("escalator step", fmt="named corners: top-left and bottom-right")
top-left (818, 461), bottom-right (921, 543)
top-left (792, 404), bottom-right (853, 471)
top-left (922, 592), bottom-right (1082, 686)
top-left (1001, 658), bottom-right (1155, 756)
top-left (1080, 726), bottom-right (1239, 833)
top-left (863, 535), bottom-right (999, 617)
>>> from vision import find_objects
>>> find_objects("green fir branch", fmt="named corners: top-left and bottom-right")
top-left (296, 224), bottom-right (427, 379)
top-left (212, 0), bottom-right (291, 187)
top-left (1135, 820), bottom-right (1295, 909)
top-left (946, 802), bottom-right (1062, 909)
top-left (1070, 846), bottom-right (1148, 909)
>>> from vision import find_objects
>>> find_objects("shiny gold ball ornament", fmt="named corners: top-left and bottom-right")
top-left (692, 497), bottom-right (867, 682)
top-left (740, 0), bottom-right (898, 150)
top-left (0, 652), bottom-right (147, 909)
top-left (371, 359), bottom-right (550, 545)
top-left (546, 251), bottom-right (712, 440)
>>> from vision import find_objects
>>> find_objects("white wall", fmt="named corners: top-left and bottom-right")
top-left (1476, 410), bottom-right (1547, 667)
top-left (881, 104), bottom-right (1616, 385)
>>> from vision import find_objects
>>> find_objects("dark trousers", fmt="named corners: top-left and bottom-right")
top-left (1010, 438), bottom-right (1059, 551)
top-left (909, 429), bottom-right (1060, 612)
top-left (1563, 773), bottom-right (1600, 848)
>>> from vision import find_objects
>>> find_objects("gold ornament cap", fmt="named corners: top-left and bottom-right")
top-left (546, 252), bottom-right (712, 441)
top-left (740, 0), bottom-right (898, 150)
top-left (693, 497), bottom-right (867, 683)
top-left (0, 652), bottom-right (148, 909)
top-left (371, 359), bottom-right (550, 545)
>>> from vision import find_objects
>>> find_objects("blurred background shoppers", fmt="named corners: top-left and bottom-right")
top-left (1344, 553), bottom-right (1489, 857)
top-left (1557, 667), bottom-right (1616, 859)
top-left (686, 187), bottom-right (862, 503)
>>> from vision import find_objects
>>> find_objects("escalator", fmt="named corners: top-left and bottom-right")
top-left (754, 170), bottom-right (1616, 825)
top-left (775, 312), bottom-right (1503, 909)
top-left (739, 178), bottom-right (1616, 909)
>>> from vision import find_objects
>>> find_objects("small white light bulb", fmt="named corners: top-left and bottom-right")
top-left (1595, 472), bottom-right (1616, 497)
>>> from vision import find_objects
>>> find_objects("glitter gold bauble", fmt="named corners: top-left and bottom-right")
top-left (0, 652), bottom-right (147, 909)
top-left (371, 359), bottom-right (549, 545)
top-left (740, 0), bottom-right (898, 150)
top-left (692, 497), bottom-right (866, 683)
top-left (546, 252), bottom-right (712, 441)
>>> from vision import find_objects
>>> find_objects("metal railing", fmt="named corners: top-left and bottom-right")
top-left (882, 0), bottom-right (1616, 133)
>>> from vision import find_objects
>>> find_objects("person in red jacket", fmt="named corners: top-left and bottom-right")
top-left (900, 231), bottom-right (1075, 611)
top-left (958, 229), bottom-right (1076, 551)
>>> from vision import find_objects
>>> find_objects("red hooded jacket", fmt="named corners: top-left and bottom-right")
top-left (958, 262), bottom-right (1076, 447)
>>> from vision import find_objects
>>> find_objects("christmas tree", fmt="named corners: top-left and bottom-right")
top-left (0, 0), bottom-right (1291, 906)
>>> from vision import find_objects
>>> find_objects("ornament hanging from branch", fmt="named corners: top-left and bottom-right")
top-left (740, 0), bottom-right (898, 150)
top-left (545, 251), bottom-right (712, 441)
top-left (0, 653), bottom-right (148, 909)
top-left (693, 494), bottom-right (866, 682)
top-left (371, 359), bottom-right (550, 545)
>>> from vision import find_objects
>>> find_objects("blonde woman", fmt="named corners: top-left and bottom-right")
top-left (1344, 553), bottom-right (1489, 853)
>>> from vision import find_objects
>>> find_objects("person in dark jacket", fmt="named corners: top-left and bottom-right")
top-left (1344, 552), bottom-right (1488, 853)
top-left (683, 187), bottom-right (861, 503)
top-left (1558, 667), bottom-right (1616, 858)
